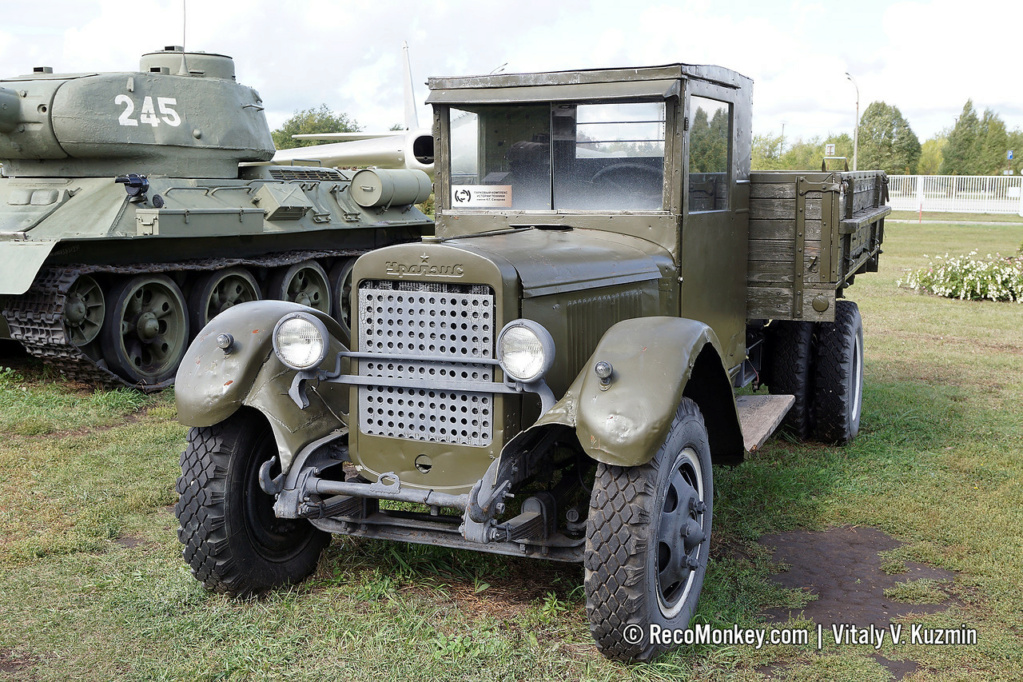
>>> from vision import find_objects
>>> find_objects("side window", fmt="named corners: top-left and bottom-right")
top-left (688, 97), bottom-right (731, 212)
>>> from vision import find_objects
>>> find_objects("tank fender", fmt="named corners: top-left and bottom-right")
top-left (0, 241), bottom-right (57, 296)
top-left (175, 300), bottom-right (348, 472)
top-left (515, 316), bottom-right (744, 467)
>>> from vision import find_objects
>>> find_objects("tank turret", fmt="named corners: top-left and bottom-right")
top-left (0, 48), bottom-right (432, 390)
top-left (0, 46), bottom-right (274, 179)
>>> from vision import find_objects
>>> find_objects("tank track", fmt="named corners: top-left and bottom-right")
top-left (1, 250), bottom-right (359, 392)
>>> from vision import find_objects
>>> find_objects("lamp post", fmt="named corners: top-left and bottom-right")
top-left (845, 72), bottom-right (859, 171)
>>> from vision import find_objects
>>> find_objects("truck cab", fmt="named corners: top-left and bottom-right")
top-left (174, 62), bottom-right (888, 662)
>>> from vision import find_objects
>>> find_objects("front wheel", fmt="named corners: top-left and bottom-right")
top-left (175, 409), bottom-right (329, 596)
top-left (585, 397), bottom-right (713, 662)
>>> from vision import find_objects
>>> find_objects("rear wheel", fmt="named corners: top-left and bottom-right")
top-left (765, 320), bottom-right (817, 439)
top-left (585, 397), bottom-right (712, 662)
top-left (813, 300), bottom-right (864, 444)
top-left (175, 409), bottom-right (329, 595)
top-left (101, 274), bottom-right (188, 385)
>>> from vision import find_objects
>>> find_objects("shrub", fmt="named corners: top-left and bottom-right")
top-left (898, 250), bottom-right (1023, 303)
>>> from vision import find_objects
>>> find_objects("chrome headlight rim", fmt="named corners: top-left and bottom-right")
top-left (272, 312), bottom-right (329, 371)
top-left (497, 319), bottom-right (555, 384)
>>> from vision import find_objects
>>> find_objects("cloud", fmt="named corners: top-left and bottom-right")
top-left (2, 0), bottom-right (1021, 144)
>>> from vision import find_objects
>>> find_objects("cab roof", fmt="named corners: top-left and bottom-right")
top-left (426, 63), bottom-right (751, 105)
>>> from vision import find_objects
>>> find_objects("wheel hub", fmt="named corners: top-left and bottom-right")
top-left (137, 312), bottom-right (161, 341)
top-left (656, 448), bottom-right (705, 615)
top-left (66, 298), bottom-right (87, 324)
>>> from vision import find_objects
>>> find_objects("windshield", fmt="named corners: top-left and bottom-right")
top-left (449, 101), bottom-right (666, 211)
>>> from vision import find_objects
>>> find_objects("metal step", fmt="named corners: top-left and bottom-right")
top-left (736, 394), bottom-right (795, 453)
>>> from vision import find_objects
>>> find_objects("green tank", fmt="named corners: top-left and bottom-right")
top-left (0, 46), bottom-right (432, 389)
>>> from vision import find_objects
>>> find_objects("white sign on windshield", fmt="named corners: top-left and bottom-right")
top-left (452, 185), bottom-right (513, 208)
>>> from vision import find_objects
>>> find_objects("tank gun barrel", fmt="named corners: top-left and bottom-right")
top-left (0, 86), bottom-right (20, 134)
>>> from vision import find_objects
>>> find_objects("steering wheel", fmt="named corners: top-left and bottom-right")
top-left (589, 163), bottom-right (663, 202)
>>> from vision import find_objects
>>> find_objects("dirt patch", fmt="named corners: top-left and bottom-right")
top-left (114, 535), bottom-right (147, 549)
top-left (0, 648), bottom-right (33, 674)
top-left (873, 653), bottom-right (920, 679)
top-left (758, 526), bottom-right (954, 680)
top-left (760, 526), bottom-right (954, 628)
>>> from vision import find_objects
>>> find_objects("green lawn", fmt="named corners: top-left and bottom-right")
top-left (1, 221), bottom-right (1022, 680)
top-left (889, 210), bottom-right (1023, 224)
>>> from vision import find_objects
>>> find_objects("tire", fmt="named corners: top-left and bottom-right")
top-left (584, 397), bottom-right (713, 662)
top-left (765, 320), bottom-right (817, 439)
top-left (813, 300), bottom-right (864, 444)
top-left (101, 274), bottom-right (189, 385)
top-left (175, 409), bottom-right (329, 596)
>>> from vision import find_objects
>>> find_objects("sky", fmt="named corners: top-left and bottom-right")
top-left (2, 0), bottom-right (1022, 148)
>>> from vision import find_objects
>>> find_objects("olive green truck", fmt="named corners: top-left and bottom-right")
top-left (174, 62), bottom-right (889, 661)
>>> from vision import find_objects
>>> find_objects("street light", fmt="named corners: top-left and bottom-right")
top-left (845, 72), bottom-right (859, 171)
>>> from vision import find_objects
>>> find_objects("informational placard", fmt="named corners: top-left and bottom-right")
top-left (451, 185), bottom-right (513, 208)
top-left (825, 143), bottom-right (836, 156)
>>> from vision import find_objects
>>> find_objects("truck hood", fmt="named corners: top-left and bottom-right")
top-left (434, 227), bottom-right (663, 297)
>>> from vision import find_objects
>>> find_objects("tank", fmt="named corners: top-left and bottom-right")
top-left (0, 47), bottom-right (432, 390)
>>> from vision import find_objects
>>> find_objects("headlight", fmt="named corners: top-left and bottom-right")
top-left (272, 313), bottom-right (329, 370)
top-left (497, 319), bottom-right (555, 383)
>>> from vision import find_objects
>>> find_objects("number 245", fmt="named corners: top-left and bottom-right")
top-left (115, 95), bottom-right (181, 127)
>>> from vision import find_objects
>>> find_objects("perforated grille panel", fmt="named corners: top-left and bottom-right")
top-left (358, 280), bottom-right (496, 446)
top-left (268, 167), bottom-right (345, 181)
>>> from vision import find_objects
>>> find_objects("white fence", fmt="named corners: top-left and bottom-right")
top-left (887, 175), bottom-right (1023, 215)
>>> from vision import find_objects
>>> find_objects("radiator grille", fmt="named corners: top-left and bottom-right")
top-left (358, 280), bottom-right (495, 446)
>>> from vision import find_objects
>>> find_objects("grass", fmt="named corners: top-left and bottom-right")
top-left (889, 210), bottom-right (1023, 224)
top-left (1, 219), bottom-right (1022, 680)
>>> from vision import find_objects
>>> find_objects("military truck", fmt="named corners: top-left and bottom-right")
top-left (0, 47), bottom-right (431, 389)
top-left (174, 62), bottom-right (889, 661)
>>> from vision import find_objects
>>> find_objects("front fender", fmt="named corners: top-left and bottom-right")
top-left (525, 316), bottom-right (743, 467)
top-left (175, 300), bottom-right (349, 472)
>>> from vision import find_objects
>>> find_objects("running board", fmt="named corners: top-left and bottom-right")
top-left (736, 394), bottom-right (795, 452)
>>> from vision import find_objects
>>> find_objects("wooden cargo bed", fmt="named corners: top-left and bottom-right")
top-left (746, 170), bottom-right (889, 322)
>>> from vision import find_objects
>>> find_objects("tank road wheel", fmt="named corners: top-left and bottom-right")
top-left (100, 274), bottom-right (189, 385)
top-left (813, 300), bottom-right (864, 444)
top-left (765, 321), bottom-right (817, 439)
top-left (175, 409), bottom-right (329, 596)
top-left (328, 258), bottom-right (356, 343)
top-left (63, 275), bottom-right (105, 347)
top-left (189, 267), bottom-right (261, 333)
top-left (269, 260), bottom-right (331, 313)
top-left (585, 397), bottom-right (713, 662)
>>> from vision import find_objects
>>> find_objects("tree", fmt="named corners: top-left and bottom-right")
top-left (1010, 129), bottom-right (1023, 176)
top-left (752, 133), bottom-right (784, 170)
top-left (940, 100), bottom-right (981, 175)
top-left (978, 109), bottom-right (1009, 175)
top-left (752, 133), bottom-right (854, 171)
top-left (918, 133), bottom-right (947, 175)
top-left (857, 101), bottom-right (920, 175)
top-left (271, 104), bottom-right (360, 150)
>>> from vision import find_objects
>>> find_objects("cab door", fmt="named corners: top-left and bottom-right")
top-left (679, 80), bottom-right (751, 372)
